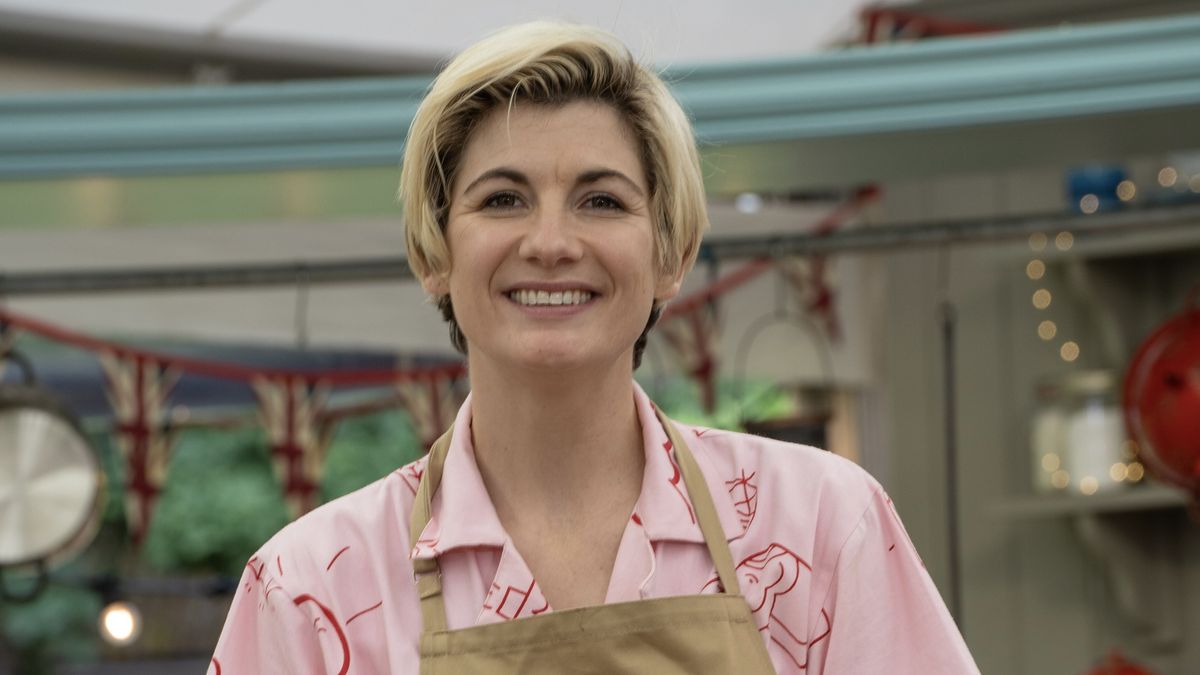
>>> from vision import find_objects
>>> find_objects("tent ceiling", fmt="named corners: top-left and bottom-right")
top-left (0, 0), bottom-right (865, 77)
top-left (2, 13), bottom-right (1200, 191)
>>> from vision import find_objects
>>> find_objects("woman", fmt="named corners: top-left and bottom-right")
top-left (211, 21), bottom-right (979, 674)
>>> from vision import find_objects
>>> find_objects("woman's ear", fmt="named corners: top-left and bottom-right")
top-left (421, 271), bottom-right (450, 297)
top-left (654, 265), bottom-right (686, 304)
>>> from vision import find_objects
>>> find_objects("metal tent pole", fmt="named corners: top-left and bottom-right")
top-left (1, 202), bottom-right (1197, 297)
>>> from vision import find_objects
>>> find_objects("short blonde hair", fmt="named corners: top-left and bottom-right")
top-left (399, 20), bottom-right (708, 284)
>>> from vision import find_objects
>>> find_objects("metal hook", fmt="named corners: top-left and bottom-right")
top-left (0, 349), bottom-right (36, 386)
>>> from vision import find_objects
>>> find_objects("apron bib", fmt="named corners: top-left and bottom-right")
top-left (408, 406), bottom-right (776, 674)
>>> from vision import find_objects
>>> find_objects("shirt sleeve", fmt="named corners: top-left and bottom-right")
top-left (805, 489), bottom-right (980, 675)
top-left (208, 552), bottom-right (331, 675)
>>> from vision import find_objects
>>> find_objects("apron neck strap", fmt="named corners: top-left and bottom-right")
top-left (652, 405), bottom-right (742, 597)
top-left (407, 406), bottom-right (742, 633)
top-left (410, 427), bottom-right (453, 633)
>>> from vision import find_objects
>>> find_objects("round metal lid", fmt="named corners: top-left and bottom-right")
top-left (0, 386), bottom-right (103, 568)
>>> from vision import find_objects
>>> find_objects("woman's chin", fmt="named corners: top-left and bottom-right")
top-left (511, 349), bottom-right (593, 373)
top-left (487, 342), bottom-right (630, 376)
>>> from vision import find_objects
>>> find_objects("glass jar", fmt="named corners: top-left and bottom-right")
top-left (1061, 370), bottom-right (1126, 495)
top-left (1030, 370), bottom-right (1138, 495)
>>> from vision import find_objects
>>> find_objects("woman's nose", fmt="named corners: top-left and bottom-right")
top-left (517, 207), bottom-right (584, 266)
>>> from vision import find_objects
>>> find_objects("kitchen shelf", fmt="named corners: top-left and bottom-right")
top-left (995, 483), bottom-right (1189, 519)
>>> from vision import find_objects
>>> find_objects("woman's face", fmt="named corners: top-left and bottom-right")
top-left (426, 100), bottom-right (682, 374)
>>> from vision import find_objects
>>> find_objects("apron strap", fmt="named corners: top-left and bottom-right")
top-left (409, 427), bottom-right (453, 633)
top-left (407, 405), bottom-right (742, 634)
top-left (653, 406), bottom-right (742, 597)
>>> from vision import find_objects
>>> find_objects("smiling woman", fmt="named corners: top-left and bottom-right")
top-left (432, 100), bottom-right (673, 377)
top-left (209, 21), bottom-right (979, 675)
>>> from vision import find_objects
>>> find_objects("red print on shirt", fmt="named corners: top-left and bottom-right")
top-left (661, 440), bottom-right (697, 524)
top-left (483, 580), bottom-right (549, 620)
top-left (704, 543), bottom-right (821, 670)
top-left (726, 469), bottom-right (759, 530)
top-left (239, 545), bottom-right (387, 675)
top-left (883, 495), bottom-right (925, 568)
top-left (293, 594), bottom-right (350, 675)
top-left (396, 461), bottom-right (427, 496)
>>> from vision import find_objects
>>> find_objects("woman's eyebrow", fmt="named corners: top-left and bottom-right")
top-left (577, 169), bottom-right (645, 196)
top-left (461, 166), bottom-right (645, 196)
top-left (461, 167), bottom-right (529, 195)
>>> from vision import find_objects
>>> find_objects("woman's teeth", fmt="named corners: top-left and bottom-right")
top-left (509, 289), bottom-right (593, 306)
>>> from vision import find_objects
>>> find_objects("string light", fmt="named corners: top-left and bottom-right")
top-left (1028, 233), bottom-right (1047, 252)
top-left (1126, 462), bottom-right (1145, 482)
top-left (1078, 194), bottom-right (1099, 214)
top-left (1038, 320), bottom-right (1057, 340)
top-left (1079, 476), bottom-right (1099, 495)
top-left (1026, 259), bottom-right (1045, 280)
top-left (1158, 167), bottom-right (1178, 187)
top-left (1060, 341), bottom-right (1080, 362)
top-left (1051, 470), bottom-right (1070, 489)
top-left (1032, 289), bottom-right (1052, 310)
top-left (1055, 231), bottom-right (1074, 251)
top-left (1109, 463), bottom-right (1128, 482)
top-left (1116, 180), bottom-right (1137, 201)
top-left (1041, 453), bottom-right (1061, 472)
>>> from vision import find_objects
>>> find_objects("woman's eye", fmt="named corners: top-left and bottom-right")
top-left (483, 192), bottom-right (523, 209)
top-left (584, 194), bottom-right (624, 211)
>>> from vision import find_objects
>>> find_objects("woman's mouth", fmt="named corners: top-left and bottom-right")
top-left (507, 289), bottom-right (594, 306)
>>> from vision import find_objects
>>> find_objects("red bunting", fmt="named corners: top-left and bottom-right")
top-left (99, 352), bottom-right (179, 544)
top-left (395, 370), bottom-right (465, 449)
top-left (252, 376), bottom-right (331, 517)
top-left (0, 306), bottom-right (466, 536)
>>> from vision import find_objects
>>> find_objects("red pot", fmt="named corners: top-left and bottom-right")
top-left (1123, 295), bottom-right (1200, 494)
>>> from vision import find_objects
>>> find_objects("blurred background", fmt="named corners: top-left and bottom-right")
top-left (2, 1), bottom-right (1200, 673)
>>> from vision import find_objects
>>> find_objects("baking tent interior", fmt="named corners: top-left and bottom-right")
top-left (3, 13), bottom-right (1200, 673)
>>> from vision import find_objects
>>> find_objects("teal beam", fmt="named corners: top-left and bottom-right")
top-left (2, 13), bottom-right (1199, 181)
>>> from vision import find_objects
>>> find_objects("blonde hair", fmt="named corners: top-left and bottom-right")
top-left (399, 20), bottom-right (708, 284)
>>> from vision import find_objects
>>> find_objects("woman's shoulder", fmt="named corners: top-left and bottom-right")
top-left (249, 455), bottom-right (429, 581)
top-left (680, 422), bottom-right (880, 491)
top-left (676, 421), bottom-right (884, 536)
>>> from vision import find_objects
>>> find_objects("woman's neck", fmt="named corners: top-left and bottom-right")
top-left (466, 356), bottom-right (646, 523)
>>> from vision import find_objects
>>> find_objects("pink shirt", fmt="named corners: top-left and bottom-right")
top-left (210, 383), bottom-right (979, 674)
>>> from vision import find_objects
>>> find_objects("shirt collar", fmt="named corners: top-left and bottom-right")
top-left (628, 381), bottom-right (745, 546)
top-left (410, 383), bottom-right (745, 561)
top-left (411, 393), bottom-right (507, 560)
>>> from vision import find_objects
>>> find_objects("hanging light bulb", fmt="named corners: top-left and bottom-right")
top-left (99, 601), bottom-right (142, 646)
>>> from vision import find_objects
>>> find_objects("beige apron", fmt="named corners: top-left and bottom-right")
top-left (408, 406), bottom-right (777, 674)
